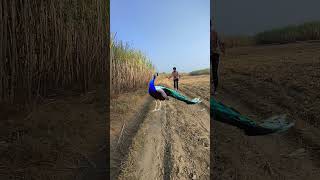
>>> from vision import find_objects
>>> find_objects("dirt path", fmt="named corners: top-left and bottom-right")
top-left (116, 76), bottom-right (210, 180)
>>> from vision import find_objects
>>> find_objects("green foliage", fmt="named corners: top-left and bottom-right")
top-left (254, 21), bottom-right (320, 44)
top-left (189, 68), bottom-right (210, 76)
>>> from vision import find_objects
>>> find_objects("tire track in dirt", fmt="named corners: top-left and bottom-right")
top-left (166, 100), bottom-right (210, 180)
top-left (110, 96), bottom-right (154, 179)
top-left (162, 102), bottom-right (173, 180)
top-left (118, 102), bottom-right (165, 180)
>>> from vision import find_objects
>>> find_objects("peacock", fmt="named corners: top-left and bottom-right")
top-left (211, 98), bottom-right (295, 136)
top-left (148, 74), bottom-right (294, 135)
top-left (148, 74), bottom-right (201, 111)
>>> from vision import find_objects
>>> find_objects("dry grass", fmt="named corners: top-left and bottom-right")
top-left (110, 36), bottom-right (155, 95)
top-left (0, 1), bottom-right (109, 179)
top-left (0, 0), bottom-right (108, 105)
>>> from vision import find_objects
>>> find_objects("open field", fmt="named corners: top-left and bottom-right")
top-left (212, 42), bottom-right (320, 179)
top-left (110, 75), bottom-right (210, 179)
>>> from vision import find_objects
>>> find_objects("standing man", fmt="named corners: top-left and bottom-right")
top-left (211, 20), bottom-right (225, 95)
top-left (168, 67), bottom-right (180, 91)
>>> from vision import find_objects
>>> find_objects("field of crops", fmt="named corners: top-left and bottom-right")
top-left (110, 36), bottom-right (155, 95)
top-left (0, 0), bottom-right (108, 105)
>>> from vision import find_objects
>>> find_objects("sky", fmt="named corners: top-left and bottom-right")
top-left (111, 0), bottom-right (210, 73)
top-left (211, 0), bottom-right (320, 35)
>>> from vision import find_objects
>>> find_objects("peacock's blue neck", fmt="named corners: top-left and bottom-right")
top-left (148, 78), bottom-right (157, 94)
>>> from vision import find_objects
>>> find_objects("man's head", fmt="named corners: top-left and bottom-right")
top-left (173, 67), bottom-right (176, 71)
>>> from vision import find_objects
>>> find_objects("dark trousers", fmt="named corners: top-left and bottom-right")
top-left (211, 53), bottom-right (220, 93)
top-left (174, 79), bottom-right (179, 90)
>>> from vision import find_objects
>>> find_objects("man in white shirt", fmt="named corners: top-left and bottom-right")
top-left (168, 67), bottom-right (180, 91)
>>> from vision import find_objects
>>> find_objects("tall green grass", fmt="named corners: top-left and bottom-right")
top-left (254, 21), bottom-right (320, 44)
top-left (111, 35), bottom-right (155, 95)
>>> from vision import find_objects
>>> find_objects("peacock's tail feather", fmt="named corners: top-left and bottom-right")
top-left (155, 86), bottom-right (201, 104)
top-left (211, 98), bottom-right (294, 136)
